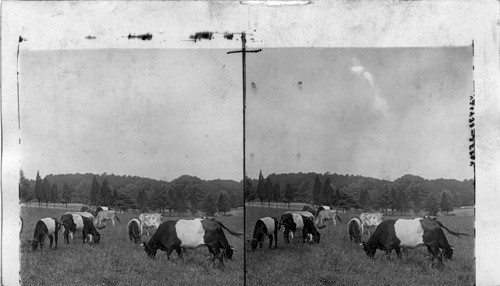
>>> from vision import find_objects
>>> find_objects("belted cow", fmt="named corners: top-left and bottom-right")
top-left (359, 212), bottom-right (383, 235)
top-left (315, 209), bottom-right (342, 229)
top-left (139, 213), bottom-right (163, 235)
top-left (66, 211), bottom-right (94, 220)
top-left (61, 213), bottom-right (104, 244)
top-left (280, 213), bottom-right (320, 244)
top-left (286, 211), bottom-right (314, 220)
top-left (315, 205), bottom-right (330, 216)
top-left (249, 217), bottom-right (280, 250)
top-left (128, 218), bottom-right (142, 244)
top-left (361, 218), bottom-right (468, 268)
top-left (94, 210), bottom-right (121, 227)
top-left (142, 218), bottom-right (242, 267)
top-left (30, 217), bottom-right (60, 251)
top-left (348, 218), bottom-right (362, 243)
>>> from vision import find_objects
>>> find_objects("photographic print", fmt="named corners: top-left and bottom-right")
top-left (2, 1), bottom-right (499, 285)
top-left (10, 17), bottom-right (245, 286)
top-left (244, 47), bottom-right (475, 285)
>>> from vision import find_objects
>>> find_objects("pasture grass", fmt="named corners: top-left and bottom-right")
top-left (245, 206), bottom-right (474, 286)
top-left (20, 206), bottom-right (244, 286)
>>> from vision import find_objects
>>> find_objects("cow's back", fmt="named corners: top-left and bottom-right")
top-left (291, 213), bottom-right (304, 230)
top-left (39, 218), bottom-right (56, 235)
top-left (259, 217), bottom-right (275, 234)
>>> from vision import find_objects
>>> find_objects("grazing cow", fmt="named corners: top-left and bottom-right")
top-left (315, 209), bottom-right (342, 229)
top-left (302, 205), bottom-right (316, 214)
top-left (348, 218), bottom-right (362, 243)
top-left (286, 211), bottom-right (314, 220)
top-left (94, 210), bottom-right (121, 227)
top-left (142, 218), bottom-right (242, 267)
top-left (66, 211), bottom-right (94, 220)
top-left (128, 218), bottom-right (142, 244)
top-left (359, 212), bottom-right (384, 235)
top-left (280, 213), bottom-right (319, 244)
top-left (139, 213), bottom-right (163, 235)
top-left (302, 216), bottom-right (321, 243)
top-left (361, 218), bottom-right (468, 268)
top-left (82, 216), bottom-right (103, 244)
top-left (249, 217), bottom-right (280, 251)
top-left (315, 205), bottom-right (330, 216)
top-left (95, 206), bottom-right (109, 215)
top-left (30, 218), bottom-right (60, 251)
top-left (61, 213), bottom-right (104, 244)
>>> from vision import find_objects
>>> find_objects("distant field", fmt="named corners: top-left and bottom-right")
top-left (245, 206), bottom-right (474, 286)
top-left (20, 206), bottom-right (244, 286)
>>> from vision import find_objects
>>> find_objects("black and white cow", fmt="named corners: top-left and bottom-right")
top-left (128, 218), bottom-right (142, 244)
top-left (30, 218), bottom-right (60, 251)
top-left (61, 213), bottom-right (104, 244)
top-left (348, 218), bottom-right (362, 243)
top-left (280, 213), bottom-right (320, 244)
top-left (82, 216), bottom-right (103, 244)
top-left (249, 217), bottom-right (280, 251)
top-left (362, 218), bottom-right (467, 268)
top-left (142, 218), bottom-right (242, 266)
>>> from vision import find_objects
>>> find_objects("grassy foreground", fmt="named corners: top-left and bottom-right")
top-left (20, 206), bottom-right (244, 286)
top-left (245, 206), bottom-right (474, 286)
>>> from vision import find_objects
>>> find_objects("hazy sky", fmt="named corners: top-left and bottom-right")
top-left (20, 49), bottom-right (243, 181)
top-left (246, 47), bottom-right (473, 181)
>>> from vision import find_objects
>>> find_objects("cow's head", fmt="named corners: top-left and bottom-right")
top-left (312, 232), bottom-right (321, 243)
top-left (224, 245), bottom-right (234, 260)
top-left (443, 245), bottom-right (454, 260)
top-left (143, 241), bottom-right (157, 259)
top-left (30, 240), bottom-right (40, 251)
top-left (362, 241), bottom-right (376, 258)
top-left (249, 239), bottom-right (259, 251)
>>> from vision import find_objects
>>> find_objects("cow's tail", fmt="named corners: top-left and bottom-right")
top-left (216, 221), bottom-right (243, 238)
top-left (115, 215), bottom-right (121, 223)
top-left (336, 214), bottom-right (343, 223)
top-left (435, 220), bottom-right (468, 238)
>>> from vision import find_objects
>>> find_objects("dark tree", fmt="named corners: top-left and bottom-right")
top-left (256, 170), bottom-right (265, 206)
top-left (99, 178), bottom-right (112, 206)
top-left (322, 178), bottom-right (332, 206)
top-left (397, 189), bottom-right (410, 214)
top-left (184, 183), bottom-right (204, 214)
top-left (406, 183), bottom-right (425, 212)
top-left (50, 184), bottom-right (59, 208)
top-left (244, 175), bottom-right (255, 204)
top-left (19, 169), bottom-right (31, 203)
top-left (358, 188), bottom-right (371, 210)
top-left (172, 188), bottom-right (187, 214)
top-left (61, 183), bottom-right (71, 208)
top-left (217, 190), bottom-right (231, 215)
top-left (110, 188), bottom-right (119, 206)
top-left (136, 188), bottom-right (149, 211)
top-left (440, 190), bottom-right (454, 214)
top-left (284, 182), bottom-right (294, 208)
top-left (273, 183), bottom-right (281, 207)
top-left (312, 174), bottom-right (322, 206)
top-left (264, 177), bottom-right (273, 207)
top-left (90, 175), bottom-right (100, 206)
top-left (423, 192), bottom-right (440, 216)
top-left (202, 193), bottom-right (217, 217)
top-left (115, 193), bottom-right (137, 212)
top-left (42, 177), bottom-right (51, 207)
top-left (34, 171), bottom-right (43, 207)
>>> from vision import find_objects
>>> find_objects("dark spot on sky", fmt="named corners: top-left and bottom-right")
top-left (223, 33), bottom-right (234, 40)
top-left (19, 36), bottom-right (25, 43)
top-left (85, 35), bottom-right (96, 40)
top-left (189, 32), bottom-right (213, 42)
top-left (251, 82), bottom-right (257, 92)
top-left (128, 33), bottom-right (153, 41)
top-left (297, 81), bottom-right (303, 91)
top-left (250, 153), bottom-right (255, 160)
top-left (296, 153), bottom-right (301, 161)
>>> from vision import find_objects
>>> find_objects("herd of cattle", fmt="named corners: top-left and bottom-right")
top-left (24, 206), bottom-right (243, 267)
top-left (249, 206), bottom-right (468, 268)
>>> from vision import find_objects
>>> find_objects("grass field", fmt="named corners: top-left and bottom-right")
top-left (245, 206), bottom-right (474, 286)
top-left (20, 206), bottom-right (244, 286)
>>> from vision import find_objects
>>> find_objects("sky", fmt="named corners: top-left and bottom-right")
top-left (246, 47), bottom-right (473, 181)
top-left (19, 49), bottom-right (243, 181)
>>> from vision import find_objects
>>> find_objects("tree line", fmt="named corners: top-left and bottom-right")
top-left (245, 171), bottom-right (473, 215)
top-left (19, 170), bottom-right (240, 216)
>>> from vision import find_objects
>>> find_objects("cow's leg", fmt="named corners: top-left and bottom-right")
top-left (394, 246), bottom-right (402, 259)
top-left (82, 230), bottom-right (87, 244)
top-left (385, 248), bottom-right (392, 260)
top-left (268, 235), bottom-right (273, 249)
top-left (283, 229), bottom-right (289, 244)
top-left (175, 246), bottom-right (183, 259)
top-left (40, 235), bottom-right (45, 250)
top-left (112, 218), bottom-right (115, 227)
top-left (54, 231), bottom-right (58, 249)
